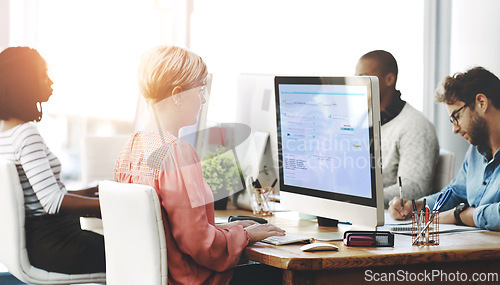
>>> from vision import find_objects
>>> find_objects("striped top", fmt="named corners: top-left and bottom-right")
top-left (0, 123), bottom-right (67, 217)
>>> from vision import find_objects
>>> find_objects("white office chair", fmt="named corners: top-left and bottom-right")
top-left (99, 181), bottom-right (167, 285)
top-left (80, 135), bottom-right (130, 235)
top-left (0, 160), bottom-right (106, 284)
top-left (81, 135), bottom-right (131, 186)
top-left (432, 149), bottom-right (456, 192)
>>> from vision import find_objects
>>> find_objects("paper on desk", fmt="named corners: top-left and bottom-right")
top-left (383, 212), bottom-right (412, 225)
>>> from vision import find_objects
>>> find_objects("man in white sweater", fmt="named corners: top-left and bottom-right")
top-left (355, 50), bottom-right (439, 207)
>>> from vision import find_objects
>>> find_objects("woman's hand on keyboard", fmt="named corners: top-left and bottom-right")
top-left (217, 220), bottom-right (258, 229)
top-left (244, 223), bottom-right (286, 243)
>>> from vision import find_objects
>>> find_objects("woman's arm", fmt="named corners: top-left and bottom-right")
top-left (59, 193), bottom-right (101, 218)
top-left (160, 141), bottom-right (250, 272)
top-left (215, 220), bottom-right (258, 229)
top-left (68, 185), bottom-right (99, 197)
top-left (17, 124), bottom-right (100, 216)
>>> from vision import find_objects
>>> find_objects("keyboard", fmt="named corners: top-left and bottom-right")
top-left (261, 233), bottom-right (313, 246)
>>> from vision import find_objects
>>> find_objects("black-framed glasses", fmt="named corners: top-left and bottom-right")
top-left (449, 102), bottom-right (472, 126)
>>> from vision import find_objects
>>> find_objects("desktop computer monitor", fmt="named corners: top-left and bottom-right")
top-left (275, 76), bottom-right (384, 229)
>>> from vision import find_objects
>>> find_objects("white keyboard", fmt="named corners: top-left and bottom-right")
top-left (261, 233), bottom-right (313, 246)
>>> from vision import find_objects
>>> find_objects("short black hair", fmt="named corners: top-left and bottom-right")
top-left (0, 47), bottom-right (47, 122)
top-left (360, 50), bottom-right (399, 79)
top-left (435, 66), bottom-right (500, 109)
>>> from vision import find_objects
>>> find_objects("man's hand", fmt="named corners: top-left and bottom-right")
top-left (388, 197), bottom-right (422, 220)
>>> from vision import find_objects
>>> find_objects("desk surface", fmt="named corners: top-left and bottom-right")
top-left (216, 209), bottom-right (500, 271)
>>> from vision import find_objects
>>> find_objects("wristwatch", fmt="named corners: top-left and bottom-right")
top-left (454, 203), bottom-right (469, 225)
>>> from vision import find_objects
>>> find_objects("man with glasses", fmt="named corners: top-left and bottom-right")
top-left (389, 67), bottom-right (500, 231)
top-left (355, 50), bottom-right (439, 207)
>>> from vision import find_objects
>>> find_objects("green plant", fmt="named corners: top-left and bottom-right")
top-left (201, 147), bottom-right (242, 196)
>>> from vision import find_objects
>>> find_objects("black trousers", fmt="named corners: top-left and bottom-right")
top-left (25, 214), bottom-right (105, 274)
top-left (230, 263), bottom-right (282, 285)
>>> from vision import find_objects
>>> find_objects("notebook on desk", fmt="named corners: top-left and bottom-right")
top-left (380, 224), bottom-right (483, 235)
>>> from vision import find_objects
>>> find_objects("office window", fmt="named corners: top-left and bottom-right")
top-left (7, 0), bottom-right (174, 179)
top-left (191, 0), bottom-right (425, 122)
top-left (32, 0), bottom-right (171, 121)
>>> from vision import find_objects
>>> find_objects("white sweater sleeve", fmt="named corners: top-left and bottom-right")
top-left (382, 105), bottom-right (440, 207)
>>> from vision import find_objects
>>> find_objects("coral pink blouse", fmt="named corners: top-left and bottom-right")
top-left (114, 131), bottom-right (250, 285)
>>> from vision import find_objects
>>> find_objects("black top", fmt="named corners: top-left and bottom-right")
top-left (381, 90), bottom-right (406, 125)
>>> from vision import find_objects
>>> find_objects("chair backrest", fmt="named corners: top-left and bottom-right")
top-left (99, 180), bottom-right (167, 285)
top-left (0, 159), bottom-right (106, 284)
top-left (433, 149), bottom-right (456, 192)
top-left (81, 135), bottom-right (130, 185)
top-left (0, 160), bottom-right (26, 281)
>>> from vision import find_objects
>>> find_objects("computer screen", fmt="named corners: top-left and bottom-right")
top-left (275, 76), bottom-right (384, 229)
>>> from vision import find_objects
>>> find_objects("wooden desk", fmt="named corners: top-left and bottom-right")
top-left (216, 209), bottom-right (500, 284)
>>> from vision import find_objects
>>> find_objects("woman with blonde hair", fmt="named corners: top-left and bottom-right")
top-left (114, 46), bottom-right (284, 284)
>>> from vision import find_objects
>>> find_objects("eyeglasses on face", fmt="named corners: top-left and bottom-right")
top-left (449, 102), bottom-right (472, 126)
top-left (199, 85), bottom-right (208, 99)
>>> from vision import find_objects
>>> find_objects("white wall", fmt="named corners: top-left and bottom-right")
top-left (450, 0), bottom-right (500, 76)
top-left (191, 0), bottom-right (425, 123)
top-left (437, 0), bottom-right (500, 174)
top-left (0, 1), bottom-right (9, 50)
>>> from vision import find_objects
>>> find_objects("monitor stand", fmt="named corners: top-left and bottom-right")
top-left (314, 217), bottom-right (342, 241)
top-left (317, 216), bottom-right (339, 227)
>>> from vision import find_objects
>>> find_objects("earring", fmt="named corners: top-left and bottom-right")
top-left (175, 101), bottom-right (184, 111)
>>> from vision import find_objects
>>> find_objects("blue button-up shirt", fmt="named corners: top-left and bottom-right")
top-left (426, 146), bottom-right (500, 231)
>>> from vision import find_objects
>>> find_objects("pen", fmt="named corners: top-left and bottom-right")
top-left (399, 177), bottom-right (404, 210)
top-left (412, 216), bottom-right (434, 245)
top-left (426, 206), bottom-right (431, 243)
top-left (271, 179), bottom-right (278, 188)
top-left (254, 179), bottom-right (262, 188)
top-left (425, 206), bottom-right (430, 224)
top-left (420, 198), bottom-right (426, 232)
top-left (413, 199), bottom-right (421, 238)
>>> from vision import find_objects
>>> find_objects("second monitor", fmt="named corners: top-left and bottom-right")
top-left (275, 76), bottom-right (384, 230)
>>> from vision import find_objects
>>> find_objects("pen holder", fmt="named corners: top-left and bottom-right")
top-left (249, 187), bottom-right (273, 216)
top-left (411, 210), bottom-right (439, 246)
